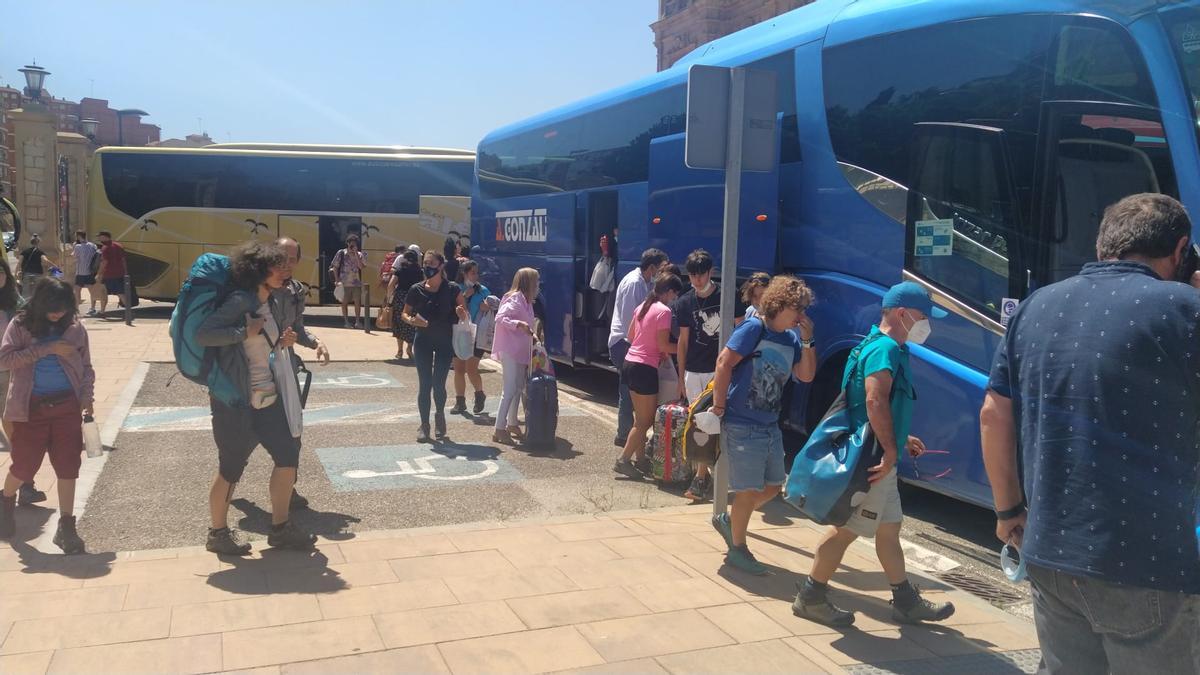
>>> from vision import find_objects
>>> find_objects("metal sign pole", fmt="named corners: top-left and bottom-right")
top-left (713, 68), bottom-right (745, 518)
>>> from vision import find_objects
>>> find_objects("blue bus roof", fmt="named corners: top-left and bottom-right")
top-left (479, 0), bottom-right (1186, 148)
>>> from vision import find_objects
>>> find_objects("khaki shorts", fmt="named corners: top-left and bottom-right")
top-left (844, 468), bottom-right (902, 538)
top-left (340, 285), bottom-right (362, 303)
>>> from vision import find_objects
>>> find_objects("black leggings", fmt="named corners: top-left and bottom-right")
top-left (413, 331), bottom-right (454, 425)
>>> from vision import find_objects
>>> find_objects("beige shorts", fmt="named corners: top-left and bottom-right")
top-left (844, 468), bottom-right (902, 538)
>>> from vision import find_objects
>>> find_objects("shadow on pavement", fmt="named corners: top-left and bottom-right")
top-left (230, 498), bottom-right (361, 542)
top-left (6, 506), bottom-right (118, 580)
top-left (207, 548), bottom-right (349, 595)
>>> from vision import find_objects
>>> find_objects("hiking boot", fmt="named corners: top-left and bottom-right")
top-left (18, 482), bottom-right (47, 506)
top-left (0, 494), bottom-right (15, 540)
top-left (711, 511), bottom-right (734, 550)
top-left (891, 585), bottom-right (955, 624)
top-left (450, 396), bottom-right (468, 415)
top-left (793, 590), bottom-right (855, 627)
top-left (53, 515), bottom-right (86, 554)
top-left (207, 527), bottom-right (252, 556)
top-left (267, 521), bottom-right (317, 550)
top-left (473, 391), bottom-right (487, 415)
top-left (289, 489), bottom-right (309, 511)
top-left (417, 424), bottom-right (432, 443)
top-left (724, 545), bottom-right (768, 576)
top-left (434, 413), bottom-right (448, 440)
top-left (633, 456), bottom-right (653, 477)
top-left (613, 459), bottom-right (642, 479)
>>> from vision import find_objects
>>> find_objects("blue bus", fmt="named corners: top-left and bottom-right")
top-left (470, 0), bottom-right (1200, 507)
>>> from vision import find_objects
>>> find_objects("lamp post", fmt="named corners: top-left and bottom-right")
top-left (18, 64), bottom-right (49, 104)
top-left (115, 108), bottom-right (148, 146)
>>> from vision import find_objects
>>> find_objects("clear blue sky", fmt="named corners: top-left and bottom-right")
top-left (4, 1), bottom-right (659, 150)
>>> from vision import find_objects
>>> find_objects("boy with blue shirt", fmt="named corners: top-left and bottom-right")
top-left (710, 276), bottom-right (816, 574)
top-left (793, 281), bottom-right (955, 626)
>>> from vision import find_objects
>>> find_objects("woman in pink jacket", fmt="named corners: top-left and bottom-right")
top-left (0, 277), bottom-right (95, 553)
top-left (491, 268), bottom-right (538, 444)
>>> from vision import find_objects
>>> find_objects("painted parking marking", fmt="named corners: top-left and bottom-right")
top-left (317, 444), bottom-right (521, 491)
top-left (311, 372), bottom-right (402, 389)
top-left (122, 403), bottom-right (391, 432)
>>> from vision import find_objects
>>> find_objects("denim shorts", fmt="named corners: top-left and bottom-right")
top-left (722, 421), bottom-right (785, 492)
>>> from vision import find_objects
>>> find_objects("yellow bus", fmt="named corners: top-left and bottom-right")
top-left (86, 145), bottom-right (475, 303)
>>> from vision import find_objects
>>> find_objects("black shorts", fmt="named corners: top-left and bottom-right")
top-left (103, 278), bottom-right (124, 295)
top-left (75, 274), bottom-right (96, 287)
top-left (211, 396), bottom-right (301, 483)
top-left (623, 361), bottom-right (659, 396)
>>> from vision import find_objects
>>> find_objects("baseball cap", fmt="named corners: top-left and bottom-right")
top-left (408, 244), bottom-right (422, 253)
top-left (882, 281), bottom-right (948, 319)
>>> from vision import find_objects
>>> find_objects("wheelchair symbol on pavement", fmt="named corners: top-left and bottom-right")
top-left (343, 454), bottom-right (499, 481)
top-left (313, 373), bottom-right (397, 388)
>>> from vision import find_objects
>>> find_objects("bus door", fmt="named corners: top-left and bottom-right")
top-left (487, 193), bottom-right (577, 361)
top-left (578, 190), bottom-right (618, 364)
top-left (315, 216), bottom-right (367, 304)
top-left (647, 133), bottom-right (779, 274)
top-left (1031, 102), bottom-right (1178, 286)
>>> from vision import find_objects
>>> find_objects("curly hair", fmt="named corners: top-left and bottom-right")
top-left (757, 275), bottom-right (814, 321)
top-left (230, 242), bottom-right (286, 292)
top-left (740, 272), bottom-right (771, 305)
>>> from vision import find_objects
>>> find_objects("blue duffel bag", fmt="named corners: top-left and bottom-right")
top-left (783, 335), bottom-right (885, 526)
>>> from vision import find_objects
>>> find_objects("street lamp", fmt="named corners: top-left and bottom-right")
top-left (80, 118), bottom-right (99, 139)
top-left (115, 108), bottom-right (148, 146)
top-left (18, 63), bottom-right (49, 102)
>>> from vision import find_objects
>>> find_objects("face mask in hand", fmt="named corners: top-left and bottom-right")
top-left (904, 313), bottom-right (932, 345)
top-left (423, 266), bottom-right (440, 279)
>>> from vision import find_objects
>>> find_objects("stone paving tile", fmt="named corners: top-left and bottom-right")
top-left (446, 526), bottom-right (560, 552)
top-left (901, 621), bottom-right (1040, 656)
top-left (266, 560), bottom-right (398, 593)
top-left (575, 609), bottom-right (736, 662)
top-left (643, 531), bottom-right (725, 555)
top-left (550, 657), bottom-right (669, 674)
top-left (599, 536), bottom-right (663, 559)
top-left (545, 519), bottom-right (640, 542)
top-left (0, 571), bottom-right (85, 593)
top-left (337, 534), bottom-right (458, 563)
top-left (123, 575), bottom-right (269, 610)
top-left (623, 576), bottom-right (741, 613)
top-left (696, 602), bottom-right (793, 643)
top-left (79, 556), bottom-right (222, 588)
top-left (751, 600), bottom-right (841, 637)
top-left (0, 585), bottom-right (127, 621)
top-left (387, 550), bottom-right (514, 582)
top-left (655, 638), bottom-right (824, 674)
top-left (558, 555), bottom-right (695, 590)
top-left (778, 638), bottom-right (850, 674)
top-left (219, 616), bottom-right (384, 671)
top-left (0, 650), bottom-right (52, 675)
top-left (437, 625), bottom-right (605, 674)
top-left (798, 628), bottom-right (939, 666)
top-left (46, 635), bottom-right (222, 675)
top-left (2, 607), bottom-right (170, 654)
top-left (442, 566), bottom-right (579, 603)
top-left (221, 667), bottom-right (281, 675)
top-left (372, 600), bottom-right (527, 649)
top-left (498, 539), bottom-right (621, 569)
top-left (279, 644), bottom-right (449, 674)
top-left (316, 578), bottom-right (459, 619)
top-left (506, 587), bottom-right (651, 629)
top-left (169, 593), bottom-right (323, 637)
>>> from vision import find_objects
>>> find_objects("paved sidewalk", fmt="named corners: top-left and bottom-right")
top-left (0, 506), bottom-right (1039, 674)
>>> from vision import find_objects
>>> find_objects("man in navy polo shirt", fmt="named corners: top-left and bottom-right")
top-left (981, 193), bottom-right (1200, 674)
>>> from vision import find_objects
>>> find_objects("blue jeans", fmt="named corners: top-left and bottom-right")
top-left (610, 339), bottom-right (633, 443)
top-left (1028, 564), bottom-right (1200, 674)
top-left (413, 332), bottom-right (454, 426)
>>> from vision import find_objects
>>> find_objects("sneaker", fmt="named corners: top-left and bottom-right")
top-left (289, 489), bottom-right (309, 511)
top-left (353, 319), bottom-right (361, 329)
top-left (206, 527), bottom-right (252, 556)
top-left (450, 397), bottom-right (468, 415)
top-left (434, 413), bottom-right (448, 440)
top-left (613, 458), bottom-right (642, 479)
top-left (633, 456), bottom-right (653, 477)
top-left (891, 586), bottom-right (955, 624)
top-left (0, 494), bottom-right (15, 540)
top-left (267, 521), bottom-right (317, 550)
top-left (793, 592), bottom-right (856, 627)
top-left (473, 391), bottom-right (486, 415)
top-left (343, 319), bottom-right (351, 328)
top-left (711, 511), bottom-right (734, 549)
top-left (86, 308), bottom-right (97, 317)
top-left (492, 429), bottom-right (513, 445)
top-left (724, 545), bottom-right (769, 576)
top-left (417, 424), bottom-right (432, 443)
top-left (18, 483), bottom-right (47, 506)
top-left (684, 475), bottom-right (710, 502)
top-left (53, 515), bottom-right (86, 554)
top-left (613, 436), bottom-right (628, 447)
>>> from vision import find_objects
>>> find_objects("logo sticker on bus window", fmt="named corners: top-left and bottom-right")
top-left (1001, 297), bottom-right (1019, 328)
top-left (495, 208), bottom-right (548, 243)
top-left (1182, 23), bottom-right (1200, 54)
top-left (914, 219), bottom-right (953, 257)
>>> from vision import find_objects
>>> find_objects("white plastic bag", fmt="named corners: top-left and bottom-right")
top-left (657, 360), bottom-right (679, 405)
top-left (453, 318), bottom-right (476, 360)
top-left (475, 298), bottom-right (499, 351)
top-left (589, 258), bottom-right (615, 292)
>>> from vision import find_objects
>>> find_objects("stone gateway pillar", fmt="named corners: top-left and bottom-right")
top-left (8, 106), bottom-right (59, 249)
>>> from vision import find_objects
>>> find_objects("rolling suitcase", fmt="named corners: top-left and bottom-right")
top-left (649, 402), bottom-right (692, 484)
top-left (525, 343), bottom-right (559, 449)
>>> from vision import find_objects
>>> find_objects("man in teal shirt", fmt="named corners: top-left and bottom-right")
top-left (793, 282), bottom-right (955, 627)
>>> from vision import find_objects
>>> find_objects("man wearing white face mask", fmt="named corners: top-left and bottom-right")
top-left (794, 281), bottom-right (954, 627)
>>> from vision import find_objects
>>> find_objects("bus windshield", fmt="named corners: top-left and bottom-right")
top-left (1165, 9), bottom-right (1200, 126)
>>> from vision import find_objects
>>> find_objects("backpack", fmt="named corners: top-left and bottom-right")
top-left (379, 252), bottom-right (399, 284)
top-left (170, 253), bottom-right (243, 407)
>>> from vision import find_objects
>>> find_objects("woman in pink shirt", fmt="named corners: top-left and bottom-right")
top-left (491, 267), bottom-right (539, 444)
top-left (614, 272), bottom-right (683, 478)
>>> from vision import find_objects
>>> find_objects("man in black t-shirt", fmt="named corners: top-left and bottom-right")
top-left (674, 249), bottom-right (721, 501)
top-left (16, 234), bottom-right (61, 300)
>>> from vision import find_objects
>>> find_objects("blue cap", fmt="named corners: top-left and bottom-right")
top-left (882, 281), bottom-right (948, 319)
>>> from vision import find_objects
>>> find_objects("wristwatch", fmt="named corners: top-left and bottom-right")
top-left (799, 337), bottom-right (815, 349)
top-left (995, 501), bottom-right (1027, 520)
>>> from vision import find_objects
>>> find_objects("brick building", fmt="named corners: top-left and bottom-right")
top-left (651, 0), bottom-right (812, 71)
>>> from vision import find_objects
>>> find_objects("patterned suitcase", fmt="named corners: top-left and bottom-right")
top-left (649, 402), bottom-right (692, 484)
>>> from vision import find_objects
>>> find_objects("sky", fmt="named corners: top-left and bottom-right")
top-left (4, 1), bottom-right (659, 150)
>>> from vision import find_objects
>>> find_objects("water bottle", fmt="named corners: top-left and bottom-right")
top-left (83, 414), bottom-right (103, 458)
